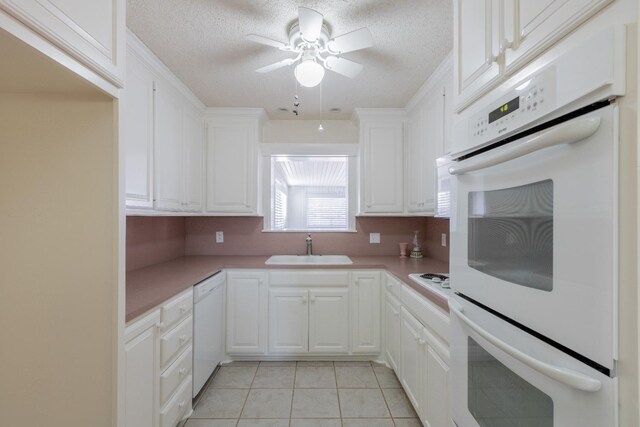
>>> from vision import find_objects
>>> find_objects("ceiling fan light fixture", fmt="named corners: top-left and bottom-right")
top-left (294, 59), bottom-right (325, 88)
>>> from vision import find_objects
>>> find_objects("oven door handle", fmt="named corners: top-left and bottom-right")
top-left (449, 300), bottom-right (602, 392)
top-left (449, 116), bottom-right (602, 175)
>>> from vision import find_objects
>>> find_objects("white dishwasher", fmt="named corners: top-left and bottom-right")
top-left (192, 272), bottom-right (225, 397)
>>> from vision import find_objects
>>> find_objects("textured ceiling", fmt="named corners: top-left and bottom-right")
top-left (127, 0), bottom-right (452, 119)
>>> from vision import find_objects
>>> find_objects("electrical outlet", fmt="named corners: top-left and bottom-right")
top-left (216, 231), bottom-right (224, 243)
top-left (441, 233), bottom-right (447, 247)
top-left (370, 233), bottom-right (381, 244)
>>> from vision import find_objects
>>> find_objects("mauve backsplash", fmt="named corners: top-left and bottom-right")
top-left (127, 216), bottom-right (450, 271)
top-left (126, 216), bottom-right (186, 271)
top-left (184, 216), bottom-right (449, 262)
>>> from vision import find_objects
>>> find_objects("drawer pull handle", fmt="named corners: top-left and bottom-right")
top-left (418, 338), bottom-right (426, 346)
top-left (179, 335), bottom-right (187, 344)
top-left (302, 296), bottom-right (307, 304)
top-left (178, 401), bottom-right (186, 410)
top-left (179, 305), bottom-right (187, 313)
top-left (157, 322), bottom-right (164, 331)
top-left (310, 296), bottom-right (316, 303)
top-left (179, 367), bottom-right (187, 377)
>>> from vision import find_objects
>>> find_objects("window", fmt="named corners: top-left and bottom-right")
top-left (268, 155), bottom-right (354, 231)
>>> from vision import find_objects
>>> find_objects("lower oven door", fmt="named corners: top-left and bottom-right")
top-left (449, 298), bottom-right (616, 427)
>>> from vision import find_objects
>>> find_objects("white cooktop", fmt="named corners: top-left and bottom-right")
top-left (408, 273), bottom-right (453, 300)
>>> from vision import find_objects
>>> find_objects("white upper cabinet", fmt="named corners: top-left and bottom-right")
top-left (454, 0), bottom-right (612, 111)
top-left (154, 84), bottom-right (204, 213)
top-left (0, 0), bottom-right (125, 86)
top-left (123, 51), bottom-right (154, 209)
top-left (405, 55), bottom-right (453, 215)
top-left (124, 35), bottom-right (205, 214)
top-left (205, 111), bottom-right (264, 215)
top-left (355, 110), bottom-right (405, 214)
top-left (182, 107), bottom-right (204, 212)
top-left (154, 83), bottom-right (184, 212)
top-left (453, 0), bottom-right (502, 111)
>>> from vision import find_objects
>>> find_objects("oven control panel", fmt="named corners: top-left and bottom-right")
top-left (468, 67), bottom-right (557, 146)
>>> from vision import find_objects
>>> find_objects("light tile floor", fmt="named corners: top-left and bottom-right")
top-left (186, 361), bottom-right (421, 427)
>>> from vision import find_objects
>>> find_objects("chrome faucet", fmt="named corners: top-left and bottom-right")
top-left (306, 234), bottom-right (313, 255)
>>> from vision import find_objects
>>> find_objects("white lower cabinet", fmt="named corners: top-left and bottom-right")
top-left (226, 270), bottom-right (268, 354)
top-left (384, 291), bottom-right (402, 373)
top-left (400, 306), bottom-right (424, 412)
top-left (395, 290), bottom-right (452, 427)
top-left (269, 289), bottom-right (309, 354)
top-left (423, 344), bottom-right (451, 427)
top-left (125, 310), bottom-right (160, 427)
top-left (309, 289), bottom-right (349, 353)
top-left (351, 271), bottom-right (381, 353)
top-left (124, 288), bottom-right (193, 427)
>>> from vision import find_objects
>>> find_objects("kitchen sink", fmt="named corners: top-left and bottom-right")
top-left (265, 255), bottom-right (353, 265)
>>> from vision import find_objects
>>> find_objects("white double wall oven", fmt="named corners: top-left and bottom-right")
top-left (447, 27), bottom-right (626, 427)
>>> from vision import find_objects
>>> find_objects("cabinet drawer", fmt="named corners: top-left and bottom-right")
top-left (159, 375), bottom-right (192, 427)
top-left (401, 285), bottom-right (449, 345)
top-left (269, 270), bottom-right (349, 287)
top-left (161, 315), bottom-right (193, 368)
top-left (161, 289), bottom-right (193, 332)
top-left (160, 346), bottom-right (192, 405)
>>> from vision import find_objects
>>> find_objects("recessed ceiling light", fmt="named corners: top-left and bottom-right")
top-left (330, 108), bottom-right (342, 112)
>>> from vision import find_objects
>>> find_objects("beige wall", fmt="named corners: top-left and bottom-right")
top-left (0, 92), bottom-right (117, 426)
top-left (263, 120), bottom-right (358, 144)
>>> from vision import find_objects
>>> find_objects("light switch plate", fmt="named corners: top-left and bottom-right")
top-left (216, 231), bottom-right (224, 243)
top-left (370, 233), bottom-right (381, 244)
top-left (441, 233), bottom-right (447, 247)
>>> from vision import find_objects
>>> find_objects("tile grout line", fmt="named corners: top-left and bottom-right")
top-left (333, 361), bottom-right (344, 424)
top-left (374, 364), bottom-right (398, 426)
top-left (235, 365), bottom-right (258, 423)
top-left (288, 361), bottom-right (298, 427)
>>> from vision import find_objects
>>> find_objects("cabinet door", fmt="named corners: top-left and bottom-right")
top-left (453, 0), bottom-right (501, 111)
top-left (423, 345), bottom-right (451, 427)
top-left (406, 108), bottom-right (426, 213)
top-left (124, 311), bottom-right (160, 427)
top-left (309, 289), bottom-right (349, 354)
top-left (123, 52), bottom-right (154, 209)
top-left (361, 122), bottom-right (404, 213)
top-left (206, 123), bottom-right (257, 213)
top-left (154, 84), bottom-right (184, 211)
top-left (400, 307), bottom-right (423, 413)
top-left (384, 293), bottom-right (402, 372)
top-left (268, 289), bottom-right (309, 354)
top-left (226, 271), bottom-right (267, 354)
top-left (0, 0), bottom-right (125, 85)
top-left (351, 271), bottom-right (381, 353)
top-left (503, 0), bottom-right (612, 73)
top-left (182, 107), bottom-right (203, 212)
top-left (421, 88), bottom-right (445, 214)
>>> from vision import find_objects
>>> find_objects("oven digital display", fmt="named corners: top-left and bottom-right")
top-left (488, 96), bottom-right (519, 124)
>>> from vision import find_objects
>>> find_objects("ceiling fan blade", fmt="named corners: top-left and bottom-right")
top-left (327, 27), bottom-right (374, 54)
top-left (298, 7), bottom-right (324, 42)
top-left (324, 56), bottom-right (364, 78)
top-left (245, 34), bottom-right (289, 50)
top-left (255, 58), bottom-right (296, 73)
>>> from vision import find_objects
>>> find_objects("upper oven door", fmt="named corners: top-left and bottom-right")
top-left (450, 105), bottom-right (617, 371)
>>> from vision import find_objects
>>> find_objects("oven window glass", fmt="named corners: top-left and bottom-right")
top-left (468, 337), bottom-right (553, 426)
top-left (468, 179), bottom-right (553, 291)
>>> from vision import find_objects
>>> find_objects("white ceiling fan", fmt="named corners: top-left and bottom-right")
top-left (246, 6), bottom-right (374, 88)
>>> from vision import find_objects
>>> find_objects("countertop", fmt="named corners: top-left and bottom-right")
top-left (126, 255), bottom-right (450, 322)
